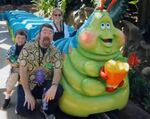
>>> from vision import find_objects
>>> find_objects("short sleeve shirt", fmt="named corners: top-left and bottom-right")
top-left (18, 39), bottom-right (63, 89)
top-left (6, 45), bottom-right (16, 59)
top-left (6, 45), bottom-right (19, 72)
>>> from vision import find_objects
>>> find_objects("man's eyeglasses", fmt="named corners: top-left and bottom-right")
top-left (54, 14), bottom-right (61, 17)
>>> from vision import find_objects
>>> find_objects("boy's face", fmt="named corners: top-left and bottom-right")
top-left (16, 34), bottom-right (26, 46)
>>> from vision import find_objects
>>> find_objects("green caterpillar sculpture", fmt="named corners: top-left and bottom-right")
top-left (55, 0), bottom-right (129, 117)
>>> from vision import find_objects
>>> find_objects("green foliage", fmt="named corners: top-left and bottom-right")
top-left (128, 0), bottom-right (139, 5)
top-left (93, 0), bottom-right (99, 6)
top-left (31, 0), bottom-right (55, 17)
top-left (91, 0), bottom-right (99, 7)
top-left (60, 0), bottom-right (67, 14)
top-left (31, 0), bottom-right (67, 18)
top-left (129, 69), bottom-right (150, 112)
top-left (63, 0), bottom-right (95, 23)
top-left (129, 72), bottom-right (147, 101)
top-left (142, 91), bottom-right (150, 112)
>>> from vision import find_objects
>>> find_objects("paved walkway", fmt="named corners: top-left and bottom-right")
top-left (0, 21), bottom-right (11, 89)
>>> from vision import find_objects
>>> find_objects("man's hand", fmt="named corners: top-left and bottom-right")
top-left (44, 85), bottom-right (57, 102)
top-left (24, 93), bottom-right (36, 111)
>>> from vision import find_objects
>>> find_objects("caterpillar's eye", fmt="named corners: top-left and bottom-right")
top-left (101, 23), bottom-right (105, 30)
top-left (106, 23), bottom-right (110, 29)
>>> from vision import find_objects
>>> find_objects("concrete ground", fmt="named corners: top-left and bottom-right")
top-left (1, 20), bottom-right (150, 119)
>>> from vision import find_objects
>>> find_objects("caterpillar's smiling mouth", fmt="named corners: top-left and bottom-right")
top-left (103, 39), bottom-right (112, 43)
top-left (102, 39), bottom-right (113, 46)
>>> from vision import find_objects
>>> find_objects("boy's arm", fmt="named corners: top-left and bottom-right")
top-left (6, 58), bottom-right (18, 68)
top-left (6, 58), bottom-right (11, 65)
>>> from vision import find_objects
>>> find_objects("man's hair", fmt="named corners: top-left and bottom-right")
top-left (15, 29), bottom-right (27, 39)
top-left (40, 24), bottom-right (54, 32)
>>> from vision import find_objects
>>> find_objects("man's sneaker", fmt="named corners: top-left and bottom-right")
top-left (15, 107), bottom-right (19, 115)
top-left (40, 108), bottom-right (56, 119)
top-left (46, 114), bottom-right (56, 119)
top-left (1, 98), bottom-right (11, 110)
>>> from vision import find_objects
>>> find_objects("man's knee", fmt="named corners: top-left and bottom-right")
top-left (16, 104), bottom-right (35, 117)
top-left (55, 84), bottom-right (64, 100)
top-left (17, 85), bottom-right (35, 117)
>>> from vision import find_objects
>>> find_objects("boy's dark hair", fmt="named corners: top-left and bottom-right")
top-left (40, 24), bottom-right (54, 32)
top-left (15, 29), bottom-right (27, 39)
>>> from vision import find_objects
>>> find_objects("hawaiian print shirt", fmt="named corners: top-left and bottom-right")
top-left (18, 39), bottom-right (63, 89)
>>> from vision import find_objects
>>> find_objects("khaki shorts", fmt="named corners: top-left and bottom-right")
top-left (6, 72), bottom-right (19, 90)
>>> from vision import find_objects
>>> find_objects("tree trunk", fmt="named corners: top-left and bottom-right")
top-left (138, 0), bottom-right (150, 28)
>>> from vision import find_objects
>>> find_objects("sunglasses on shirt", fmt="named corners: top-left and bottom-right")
top-left (54, 14), bottom-right (61, 16)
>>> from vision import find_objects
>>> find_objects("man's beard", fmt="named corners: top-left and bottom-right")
top-left (42, 37), bottom-right (50, 48)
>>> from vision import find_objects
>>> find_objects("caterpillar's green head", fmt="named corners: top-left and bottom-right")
top-left (78, 10), bottom-right (125, 56)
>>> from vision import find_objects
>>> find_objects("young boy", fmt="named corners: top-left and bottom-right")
top-left (1, 29), bottom-right (27, 110)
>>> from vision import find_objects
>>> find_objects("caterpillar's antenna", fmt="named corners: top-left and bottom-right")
top-left (96, 0), bottom-right (106, 11)
top-left (107, 0), bottom-right (117, 12)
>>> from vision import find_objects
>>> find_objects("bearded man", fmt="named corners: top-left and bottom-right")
top-left (17, 24), bottom-right (63, 119)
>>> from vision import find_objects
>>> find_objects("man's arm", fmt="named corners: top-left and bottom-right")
top-left (44, 68), bottom-right (62, 102)
top-left (19, 62), bottom-right (36, 111)
top-left (51, 50), bottom-right (63, 86)
top-left (19, 64), bottom-right (31, 95)
top-left (44, 49), bottom-right (63, 102)
top-left (18, 42), bottom-right (36, 111)
top-left (52, 68), bottom-right (62, 86)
